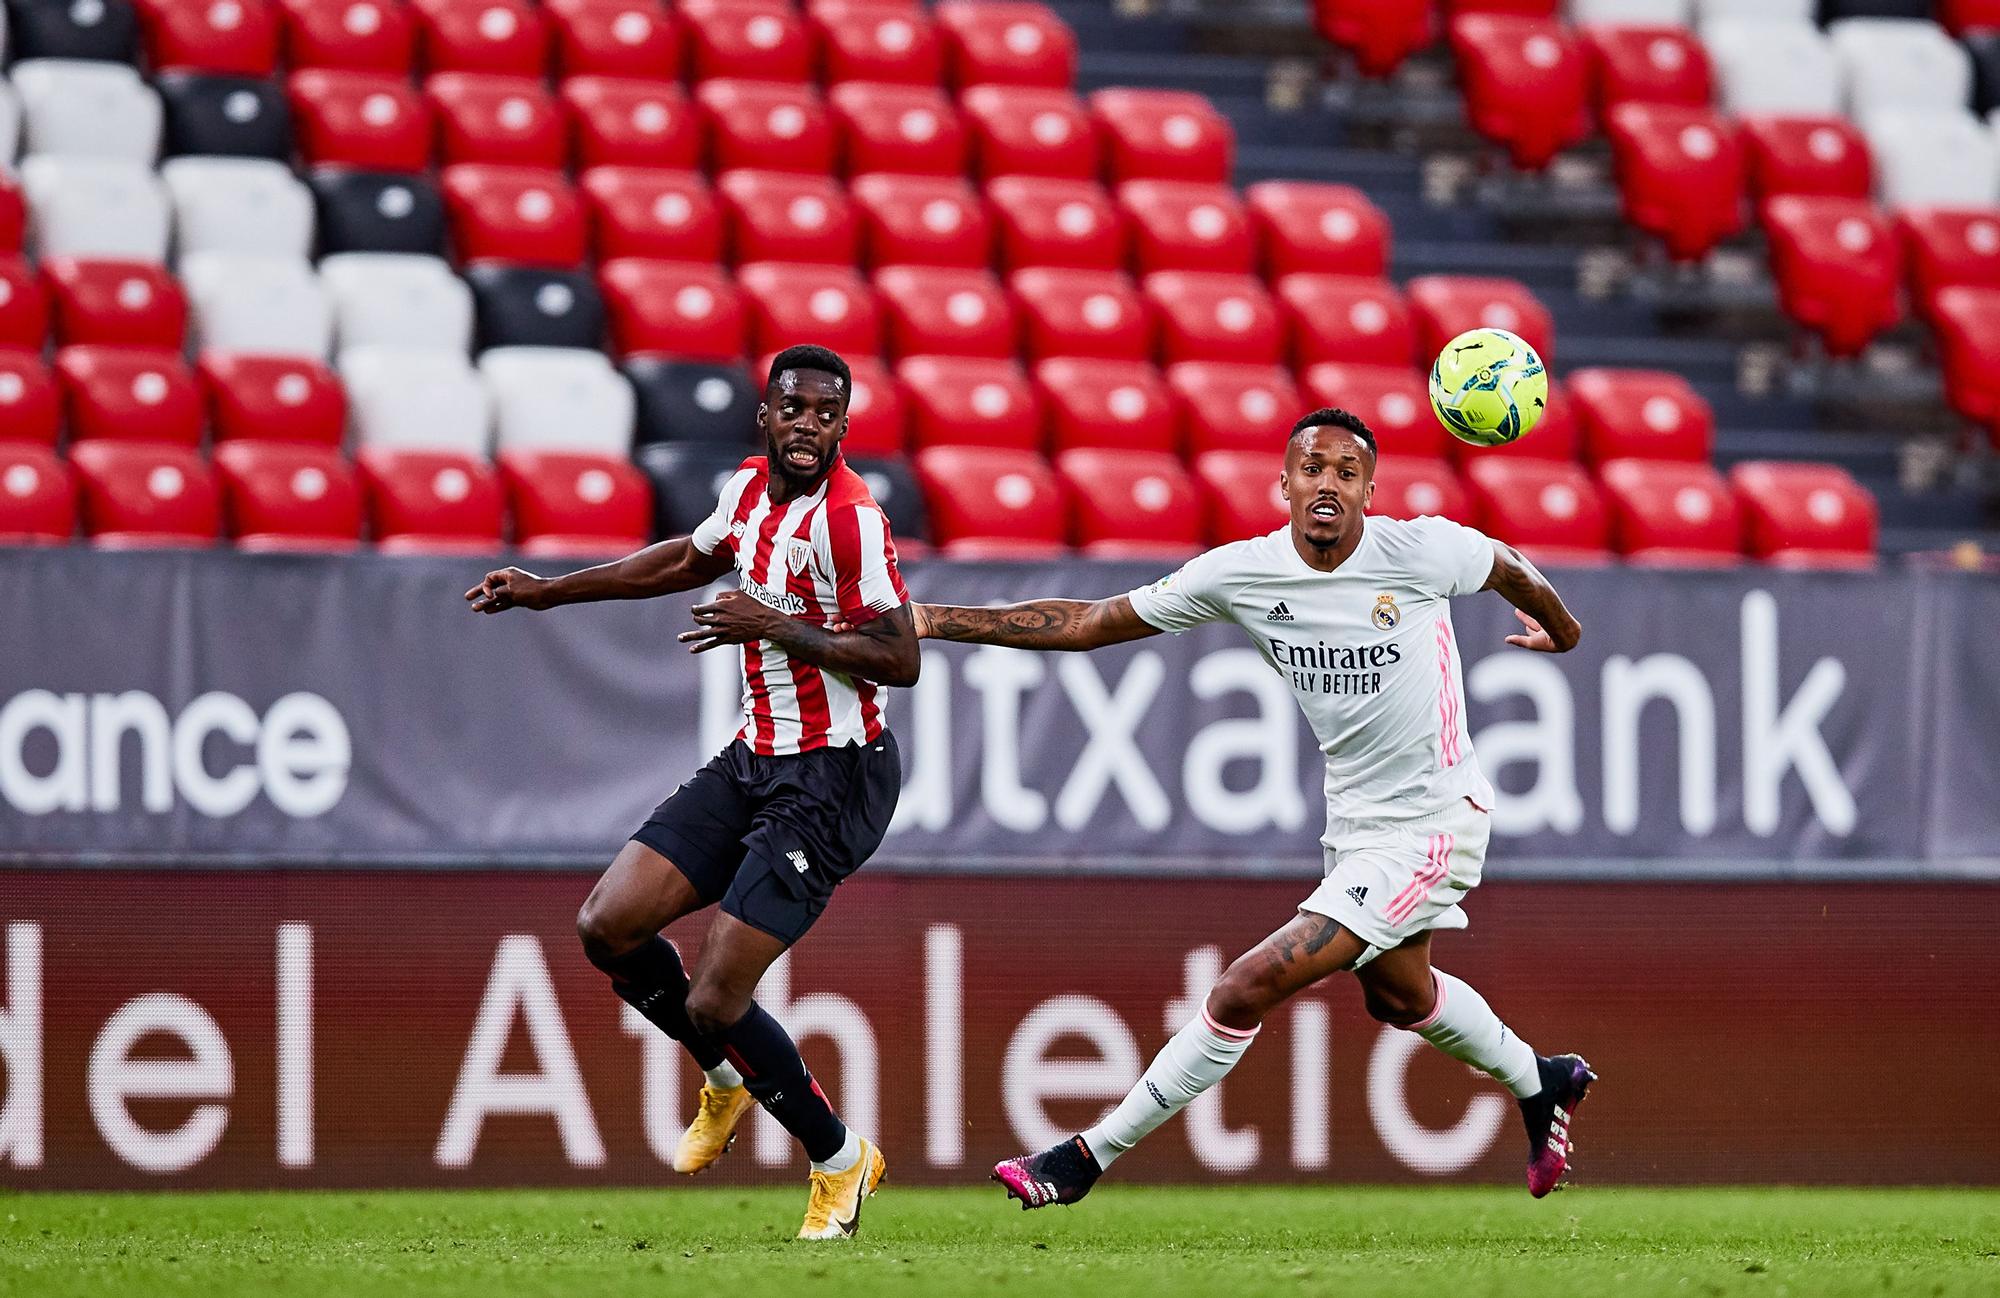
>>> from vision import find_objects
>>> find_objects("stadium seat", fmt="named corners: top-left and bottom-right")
top-left (413, 0), bottom-right (546, 77)
top-left (1055, 447), bottom-right (1200, 558)
top-left (11, 60), bottom-right (161, 163)
top-left (1299, 361), bottom-right (1454, 460)
top-left (0, 178), bottom-right (21, 251)
top-left (1367, 455), bottom-right (1473, 524)
top-left (480, 345), bottom-right (634, 456)
top-left (696, 79), bottom-right (834, 175)
top-left (1604, 103), bottom-right (1746, 262)
top-left (1700, 19), bottom-right (1840, 115)
top-left (198, 352), bottom-right (346, 444)
top-left (985, 175), bottom-right (1123, 270)
top-left (137, 0), bottom-right (280, 75)
top-left (1566, 367), bottom-right (1714, 462)
top-left (19, 157), bottom-right (169, 261)
top-left (1116, 180), bottom-right (1252, 275)
top-left (464, 264), bottom-right (604, 350)
top-left (934, 1), bottom-right (1076, 89)
top-left (356, 447), bottom-right (504, 553)
top-left (598, 257), bottom-right (744, 358)
top-left (69, 440), bottom-right (220, 547)
top-left (179, 253), bottom-right (333, 358)
top-left (1448, 15), bottom-right (1590, 170)
top-left (309, 171), bottom-right (445, 256)
top-left (498, 448), bottom-right (651, 556)
top-left (1243, 181), bottom-right (1390, 280)
top-left (155, 74), bottom-right (291, 160)
top-left (737, 260), bottom-right (880, 358)
top-left (832, 353), bottom-right (905, 457)
top-left (546, 0), bottom-right (679, 80)
top-left (716, 169), bottom-right (858, 266)
top-left (0, 443), bottom-right (73, 544)
top-left (1900, 206), bottom-right (2000, 324)
top-left (1275, 273), bottom-right (1415, 369)
top-left (873, 264), bottom-right (1014, 359)
top-left (1089, 89), bottom-right (1232, 185)
top-left (1727, 460), bottom-right (1876, 566)
top-left (624, 356), bottom-right (755, 444)
top-left (851, 173), bottom-right (989, 269)
top-left (0, 349), bottom-right (60, 444)
top-left (1504, 375), bottom-right (1583, 462)
top-left (1143, 271), bottom-right (1282, 365)
top-left (913, 444), bottom-right (1066, 557)
top-left (287, 69), bottom-right (431, 171)
top-left (339, 344), bottom-right (493, 454)
top-left (896, 355), bottom-right (1041, 450)
top-left (680, 0), bottom-right (810, 83)
top-left (1312, 0), bottom-right (1433, 79)
top-left (1942, 0), bottom-right (2000, 33)
top-left (959, 84), bottom-right (1097, 179)
top-left (828, 82), bottom-right (966, 177)
top-left (440, 164), bottom-right (586, 267)
top-left (55, 344), bottom-right (201, 444)
top-left (1461, 457), bottom-right (1613, 564)
top-left (1598, 457), bottom-right (1742, 565)
top-left (321, 252), bottom-right (474, 354)
top-left (1736, 114), bottom-right (1870, 200)
top-left (162, 156), bottom-right (314, 260)
top-left (1406, 274), bottom-right (1556, 367)
top-left (561, 76), bottom-right (697, 170)
top-left (1580, 24), bottom-right (1711, 110)
top-left (1829, 18), bottom-right (1971, 118)
top-left (1191, 447), bottom-right (1283, 542)
top-left (4, 0), bottom-right (138, 63)
top-left (1967, 31), bottom-right (2000, 117)
top-left (1009, 266), bottom-right (1151, 361)
top-left (844, 453), bottom-right (929, 551)
top-left (1860, 109), bottom-right (2000, 209)
top-left (213, 440), bottom-right (362, 551)
top-left (1761, 195), bottom-right (1900, 354)
top-left (810, 1), bottom-right (941, 85)
top-left (279, 0), bottom-right (416, 72)
top-left (425, 73), bottom-right (564, 168)
top-left (1927, 285), bottom-right (2000, 425)
top-left (39, 257), bottom-right (185, 348)
top-left (0, 256), bottom-right (46, 349)
top-left (634, 438), bottom-right (747, 535)
top-left (1165, 361), bottom-right (1298, 456)
top-left (578, 165), bottom-right (721, 261)
top-left (1032, 357), bottom-right (1175, 454)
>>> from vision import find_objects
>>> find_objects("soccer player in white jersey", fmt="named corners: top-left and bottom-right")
top-left (911, 407), bottom-right (1595, 1208)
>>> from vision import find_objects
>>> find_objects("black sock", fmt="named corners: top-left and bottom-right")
top-left (594, 937), bottom-right (727, 1072)
top-left (713, 1000), bottom-right (848, 1163)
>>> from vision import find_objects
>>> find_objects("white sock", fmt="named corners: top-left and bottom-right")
top-left (1081, 1007), bottom-right (1259, 1168)
top-left (703, 1061), bottom-right (744, 1089)
top-left (1410, 969), bottom-right (1541, 1098)
top-left (810, 1128), bottom-right (862, 1175)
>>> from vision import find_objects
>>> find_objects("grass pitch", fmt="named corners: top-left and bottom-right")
top-left (3, 1185), bottom-right (1995, 1298)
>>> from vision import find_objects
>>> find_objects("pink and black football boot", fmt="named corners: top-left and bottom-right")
top-left (992, 1135), bottom-right (1102, 1210)
top-left (1520, 1053), bottom-right (1596, 1198)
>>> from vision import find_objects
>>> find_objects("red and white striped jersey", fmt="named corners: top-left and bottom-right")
top-left (692, 454), bottom-right (910, 755)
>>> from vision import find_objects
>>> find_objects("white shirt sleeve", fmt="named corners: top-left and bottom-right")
top-left (1404, 515), bottom-right (1496, 598)
top-left (690, 467), bottom-right (756, 555)
top-left (1125, 547), bottom-right (1230, 632)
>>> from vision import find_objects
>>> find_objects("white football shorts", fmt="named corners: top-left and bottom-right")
top-left (1301, 796), bottom-right (1491, 968)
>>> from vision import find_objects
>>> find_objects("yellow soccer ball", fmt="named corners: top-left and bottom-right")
top-left (1428, 327), bottom-right (1548, 447)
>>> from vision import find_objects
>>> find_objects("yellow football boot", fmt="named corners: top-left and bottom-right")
top-left (672, 1084), bottom-right (757, 1175)
top-left (796, 1138), bottom-right (887, 1240)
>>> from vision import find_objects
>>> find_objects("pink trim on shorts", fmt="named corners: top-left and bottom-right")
top-left (1200, 1006), bottom-right (1261, 1041)
top-left (1387, 831), bottom-right (1455, 926)
top-left (1408, 970), bottom-right (1448, 1031)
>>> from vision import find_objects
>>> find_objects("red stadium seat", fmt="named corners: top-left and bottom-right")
top-left (1923, 286), bottom-right (2000, 428)
top-left (289, 69), bottom-right (433, 171)
top-left (0, 444), bottom-right (73, 544)
top-left (599, 257), bottom-right (745, 358)
top-left (1605, 104), bottom-right (1746, 263)
top-left (498, 449), bottom-right (651, 556)
top-left (717, 170), bottom-right (858, 266)
top-left (139, 0), bottom-right (280, 75)
top-left (0, 350), bottom-right (60, 446)
top-left (1034, 357), bottom-right (1176, 454)
top-left (1738, 115), bottom-right (1871, 202)
top-left (1166, 361), bottom-right (1299, 456)
top-left (40, 258), bottom-right (186, 349)
top-left (1244, 181), bottom-right (1390, 280)
top-left (1191, 448), bottom-right (1284, 542)
top-left (1566, 368), bottom-right (1713, 464)
top-left (546, 0), bottom-right (680, 79)
top-left (1089, 88), bottom-right (1232, 185)
top-left (1274, 273), bottom-right (1414, 370)
top-left (1762, 196), bottom-right (1901, 357)
top-left (1728, 461), bottom-right (1877, 568)
top-left (1116, 180), bottom-right (1252, 275)
top-left (0, 258), bottom-right (48, 351)
top-left (985, 175), bottom-right (1123, 271)
top-left (1461, 457), bottom-right (1612, 565)
top-left (1580, 25), bottom-right (1710, 112)
top-left (427, 74), bottom-right (565, 167)
top-left (1493, 374), bottom-right (1580, 463)
top-left (832, 353), bottom-right (905, 456)
top-left (55, 346), bottom-right (202, 446)
top-left (935, 1), bottom-right (1076, 90)
top-left (696, 79), bottom-right (835, 176)
top-left (737, 261), bottom-right (881, 358)
top-left (959, 85), bottom-right (1098, 180)
top-left (1300, 361), bottom-right (1453, 460)
top-left (1406, 274), bottom-right (1555, 368)
top-left (1368, 455), bottom-right (1472, 524)
top-left (561, 77), bottom-right (700, 170)
top-left (413, 0), bottom-right (546, 76)
top-left (357, 447), bottom-right (505, 553)
top-left (851, 174), bottom-right (989, 269)
top-left (1056, 447), bottom-right (1201, 558)
top-left (1143, 271), bottom-right (1282, 365)
top-left (580, 167), bottom-right (722, 261)
top-left (1941, 0), bottom-right (2000, 34)
top-left (440, 164), bottom-right (586, 267)
top-left (1598, 458), bottom-right (1742, 567)
top-left (914, 444), bottom-right (1066, 556)
top-left (1313, 0), bottom-right (1432, 80)
top-left (828, 83), bottom-right (967, 178)
top-left (0, 178), bottom-right (23, 253)
top-left (896, 355), bottom-right (1041, 450)
top-left (680, 0), bottom-right (811, 82)
top-left (199, 353), bottom-right (346, 445)
top-left (280, 0), bottom-right (416, 73)
top-left (70, 442), bottom-right (221, 547)
top-left (1448, 15), bottom-right (1589, 171)
top-left (213, 441), bottom-right (363, 552)
top-left (1010, 267), bottom-right (1150, 361)
top-left (810, 1), bottom-right (941, 85)
top-left (1897, 206), bottom-right (2000, 323)
top-left (874, 265), bottom-right (1015, 359)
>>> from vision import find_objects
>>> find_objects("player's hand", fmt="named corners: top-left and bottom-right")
top-left (1502, 608), bottom-right (1561, 652)
top-left (825, 604), bottom-right (922, 637)
top-left (680, 589), bottom-right (781, 653)
top-left (466, 567), bottom-right (553, 613)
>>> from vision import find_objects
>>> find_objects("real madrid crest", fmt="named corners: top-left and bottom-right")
top-left (1372, 593), bottom-right (1401, 630)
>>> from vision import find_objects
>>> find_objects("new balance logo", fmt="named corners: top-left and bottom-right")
top-left (787, 849), bottom-right (809, 874)
top-left (1266, 602), bottom-right (1295, 622)
top-left (1345, 885), bottom-right (1368, 905)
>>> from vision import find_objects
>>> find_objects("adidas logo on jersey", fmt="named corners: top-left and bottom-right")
top-left (1345, 885), bottom-right (1368, 905)
top-left (787, 849), bottom-right (810, 874)
top-left (1265, 602), bottom-right (1295, 622)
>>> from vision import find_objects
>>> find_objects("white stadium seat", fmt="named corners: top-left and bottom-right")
top-left (1831, 20), bottom-right (1972, 118)
top-left (162, 158), bottom-right (315, 262)
top-left (1569, 0), bottom-right (1692, 22)
top-left (1691, 0), bottom-right (1811, 20)
top-left (20, 156), bottom-right (170, 260)
top-left (9, 60), bottom-right (161, 164)
top-left (0, 83), bottom-right (19, 170)
top-left (319, 253), bottom-right (475, 356)
top-left (180, 253), bottom-right (335, 359)
top-left (1702, 20), bottom-right (1840, 116)
top-left (479, 347), bottom-right (636, 457)
top-left (1861, 109), bottom-right (2000, 209)
top-left (339, 346), bottom-right (493, 456)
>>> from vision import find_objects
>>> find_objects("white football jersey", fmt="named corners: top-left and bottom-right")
top-left (1127, 516), bottom-right (1497, 826)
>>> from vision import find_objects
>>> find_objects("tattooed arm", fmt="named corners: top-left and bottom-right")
top-left (912, 595), bottom-right (1163, 652)
top-left (1482, 540), bottom-right (1582, 653)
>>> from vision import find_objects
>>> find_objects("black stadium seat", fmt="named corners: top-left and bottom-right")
top-left (309, 170), bottom-right (446, 256)
top-left (1816, 0), bottom-right (1930, 19)
top-left (847, 456), bottom-right (931, 548)
top-left (635, 441), bottom-right (752, 539)
top-left (1966, 32), bottom-right (2000, 117)
top-left (464, 265), bottom-right (605, 351)
top-left (157, 74), bottom-right (291, 160)
top-left (624, 357), bottom-right (758, 446)
top-left (4, 0), bottom-right (138, 62)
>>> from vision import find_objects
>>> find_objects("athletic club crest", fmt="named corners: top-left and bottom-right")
top-left (786, 538), bottom-right (813, 575)
top-left (1372, 593), bottom-right (1401, 630)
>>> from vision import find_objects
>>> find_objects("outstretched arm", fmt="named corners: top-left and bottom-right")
top-left (1482, 540), bottom-right (1582, 653)
top-left (466, 538), bottom-right (734, 613)
top-left (912, 595), bottom-right (1162, 652)
top-left (679, 594), bottom-right (921, 688)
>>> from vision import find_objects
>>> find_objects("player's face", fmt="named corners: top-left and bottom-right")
top-left (1281, 427), bottom-right (1373, 549)
top-left (758, 368), bottom-right (849, 484)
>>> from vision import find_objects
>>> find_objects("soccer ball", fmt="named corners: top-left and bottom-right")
top-left (1428, 327), bottom-right (1548, 447)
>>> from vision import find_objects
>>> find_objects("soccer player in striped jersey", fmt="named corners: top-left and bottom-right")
top-left (465, 345), bottom-right (915, 1239)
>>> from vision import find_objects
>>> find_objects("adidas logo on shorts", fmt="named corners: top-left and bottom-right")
top-left (1345, 885), bottom-right (1368, 905)
top-left (1266, 602), bottom-right (1295, 622)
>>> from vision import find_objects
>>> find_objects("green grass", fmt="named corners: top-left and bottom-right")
top-left (3, 1186), bottom-right (1996, 1298)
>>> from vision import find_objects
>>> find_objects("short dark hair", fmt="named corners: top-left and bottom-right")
top-left (766, 344), bottom-right (852, 396)
top-left (1290, 407), bottom-right (1378, 458)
